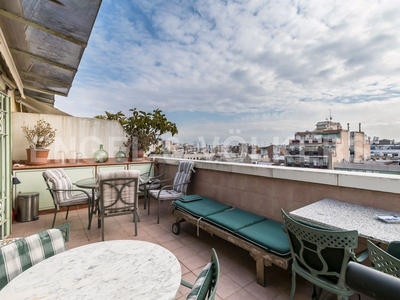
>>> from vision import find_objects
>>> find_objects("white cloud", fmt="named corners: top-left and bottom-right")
top-left (56, 0), bottom-right (400, 144)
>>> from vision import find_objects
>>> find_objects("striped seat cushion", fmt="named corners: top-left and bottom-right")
top-left (43, 169), bottom-right (89, 206)
top-left (98, 170), bottom-right (140, 213)
top-left (149, 189), bottom-right (184, 200)
top-left (173, 161), bottom-right (195, 193)
top-left (0, 229), bottom-right (67, 290)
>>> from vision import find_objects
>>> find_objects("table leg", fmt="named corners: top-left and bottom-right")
top-left (88, 189), bottom-right (96, 230)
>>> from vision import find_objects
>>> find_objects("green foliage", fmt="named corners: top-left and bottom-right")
top-left (21, 119), bottom-right (56, 148)
top-left (95, 108), bottom-right (178, 154)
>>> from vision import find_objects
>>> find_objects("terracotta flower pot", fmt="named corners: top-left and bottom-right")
top-left (26, 148), bottom-right (50, 165)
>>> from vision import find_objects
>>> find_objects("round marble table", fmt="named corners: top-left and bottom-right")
top-left (0, 240), bottom-right (181, 299)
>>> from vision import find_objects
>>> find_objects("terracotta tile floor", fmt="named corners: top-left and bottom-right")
top-left (8, 200), bottom-right (361, 300)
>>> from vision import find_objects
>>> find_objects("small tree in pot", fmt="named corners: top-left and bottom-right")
top-left (21, 119), bottom-right (56, 165)
top-left (95, 108), bottom-right (178, 158)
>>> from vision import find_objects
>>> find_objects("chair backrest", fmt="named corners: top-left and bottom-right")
top-left (173, 161), bottom-right (195, 193)
top-left (367, 240), bottom-right (400, 278)
top-left (98, 170), bottom-right (140, 213)
top-left (186, 248), bottom-right (220, 300)
top-left (42, 169), bottom-right (74, 205)
top-left (281, 209), bottom-right (358, 290)
top-left (0, 228), bottom-right (67, 290)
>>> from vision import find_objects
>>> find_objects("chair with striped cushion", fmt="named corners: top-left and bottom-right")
top-left (139, 161), bottom-right (167, 209)
top-left (147, 160), bottom-right (195, 223)
top-left (181, 248), bottom-right (220, 300)
top-left (97, 170), bottom-right (140, 241)
top-left (43, 168), bottom-right (92, 229)
top-left (0, 225), bottom-right (69, 290)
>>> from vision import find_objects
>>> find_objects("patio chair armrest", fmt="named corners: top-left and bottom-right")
top-left (46, 188), bottom-right (91, 199)
top-left (159, 180), bottom-right (191, 191)
top-left (180, 279), bottom-right (193, 289)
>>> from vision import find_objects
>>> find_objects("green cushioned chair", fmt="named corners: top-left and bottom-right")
top-left (367, 240), bottom-right (400, 278)
top-left (0, 224), bottom-right (70, 290)
top-left (282, 209), bottom-right (359, 300)
top-left (181, 248), bottom-right (220, 300)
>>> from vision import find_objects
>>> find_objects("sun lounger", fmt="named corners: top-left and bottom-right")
top-left (171, 195), bottom-right (291, 286)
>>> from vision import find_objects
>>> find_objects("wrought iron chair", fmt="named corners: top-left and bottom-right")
top-left (367, 240), bottom-right (400, 278)
top-left (0, 224), bottom-right (70, 290)
top-left (147, 160), bottom-right (195, 223)
top-left (43, 169), bottom-right (92, 229)
top-left (97, 170), bottom-right (140, 241)
top-left (181, 248), bottom-right (220, 300)
top-left (281, 209), bottom-right (359, 300)
top-left (138, 161), bottom-right (167, 209)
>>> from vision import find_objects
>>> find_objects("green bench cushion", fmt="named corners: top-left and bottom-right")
top-left (173, 196), bottom-right (232, 218)
top-left (205, 208), bottom-right (265, 232)
top-left (236, 219), bottom-right (291, 256)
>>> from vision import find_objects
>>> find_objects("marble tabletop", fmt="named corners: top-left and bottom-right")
top-left (0, 240), bottom-right (181, 299)
top-left (290, 198), bottom-right (400, 243)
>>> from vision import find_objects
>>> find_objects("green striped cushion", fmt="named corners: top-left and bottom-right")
top-left (187, 262), bottom-right (213, 300)
top-left (0, 229), bottom-right (66, 290)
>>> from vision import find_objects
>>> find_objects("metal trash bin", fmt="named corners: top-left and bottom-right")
top-left (16, 192), bottom-right (39, 222)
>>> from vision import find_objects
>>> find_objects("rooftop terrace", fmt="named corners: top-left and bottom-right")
top-left (9, 200), bottom-right (360, 300)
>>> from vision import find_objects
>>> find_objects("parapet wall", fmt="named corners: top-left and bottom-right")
top-left (158, 157), bottom-right (400, 222)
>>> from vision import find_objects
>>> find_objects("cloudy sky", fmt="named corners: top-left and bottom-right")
top-left (56, 0), bottom-right (400, 146)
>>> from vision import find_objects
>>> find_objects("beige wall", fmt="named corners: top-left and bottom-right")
top-left (335, 131), bottom-right (349, 163)
top-left (12, 112), bottom-right (125, 161)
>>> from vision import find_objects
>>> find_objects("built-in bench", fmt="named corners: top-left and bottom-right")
top-left (171, 195), bottom-right (291, 286)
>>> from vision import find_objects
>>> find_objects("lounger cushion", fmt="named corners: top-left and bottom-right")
top-left (173, 196), bottom-right (232, 218)
top-left (205, 208), bottom-right (265, 232)
top-left (236, 219), bottom-right (291, 255)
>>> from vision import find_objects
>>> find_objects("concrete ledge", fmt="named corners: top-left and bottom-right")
top-left (155, 157), bottom-right (400, 195)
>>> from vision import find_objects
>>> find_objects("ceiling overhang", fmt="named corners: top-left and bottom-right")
top-left (0, 0), bottom-right (102, 110)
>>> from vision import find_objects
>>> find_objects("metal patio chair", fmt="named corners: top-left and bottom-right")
top-left (181, 248), bottom-right (220, 300)
top-left (281, 209), bottom-right (359, 300)
top-left (0, 224), bottom-right (70, 290)
top-left (147, 160), bottom-right (195, 223)
top-left (367, 240), bottom-right (400, 278)
top-left (43, 169), bottom-right (92, 229)
top-left (97, 170), bottom-right (140, 241)
top-left (138, 161), bottom-right (167, 209)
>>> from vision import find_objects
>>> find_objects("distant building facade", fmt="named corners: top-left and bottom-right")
top-left (285, 119), bottom-right (370, 168)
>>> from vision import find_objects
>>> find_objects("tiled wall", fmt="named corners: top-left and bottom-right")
top-left (159, 158), bottom-right (400, 222)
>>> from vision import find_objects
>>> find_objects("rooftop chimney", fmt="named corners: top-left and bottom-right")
top-left (359, 123), bottom-right (361, 132)
top-left (347, 123), bottom-right (349, 131)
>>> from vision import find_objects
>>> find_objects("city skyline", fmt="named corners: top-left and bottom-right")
top-left (55, 0), bottom-right (400, 145)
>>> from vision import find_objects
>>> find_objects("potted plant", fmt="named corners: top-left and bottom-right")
top-left (95, 108), bottom-right (178, 159)
top-left (21, 119), bottom-right (56, 165)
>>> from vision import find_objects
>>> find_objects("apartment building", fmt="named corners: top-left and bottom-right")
top-left (285, 119), bottom-right (370, 168)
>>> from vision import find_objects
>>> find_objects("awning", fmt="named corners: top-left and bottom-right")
top-left (0, 0), bottom-right (102, 110)
top-left (16, 96), bottom-right (71, 116)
